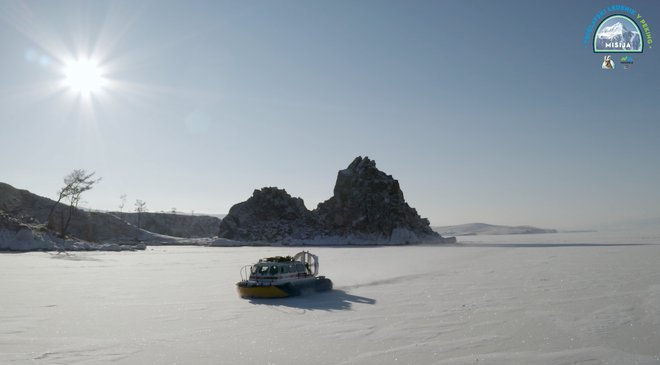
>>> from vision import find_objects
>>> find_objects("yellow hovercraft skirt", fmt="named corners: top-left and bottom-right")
top-left (237, 285), bottom-right (289, 298)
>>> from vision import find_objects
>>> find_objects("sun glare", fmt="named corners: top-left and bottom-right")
top-left (63, 59), bottom-right (106, 95)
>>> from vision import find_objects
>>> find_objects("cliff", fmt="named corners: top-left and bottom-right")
top-left (218, 157), bottom-right (453, 244)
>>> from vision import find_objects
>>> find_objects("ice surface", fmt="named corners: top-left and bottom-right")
top-left (1, 230), bottom-right (659, 364)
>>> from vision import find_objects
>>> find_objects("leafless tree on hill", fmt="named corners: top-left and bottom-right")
top-left (134, 199), bottom-right (147, 230)
top-left (47, 169), bottom-right (101, 238)
top-left (119, 194), bottom-right (127, 221)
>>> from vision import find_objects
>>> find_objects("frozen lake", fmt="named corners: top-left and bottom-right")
top-left (2, 231), bottom-right (660, 364)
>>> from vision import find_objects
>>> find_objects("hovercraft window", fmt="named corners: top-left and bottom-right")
top-left (270, 266), bottom-right (279, 275)
top-left (259, 266), bottom-right (270, 275)
top-left (295, 263), bottom-right (305, 273)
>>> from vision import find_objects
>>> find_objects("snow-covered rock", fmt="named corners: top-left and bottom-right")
top-left (0, 212), bottom-right (55, 251)
top-left (0, 210), bottom-right (150, 252)
top-left (0, 228), bottom-right (55, 251)
top-left (99, 243), bottom-right (121, 251)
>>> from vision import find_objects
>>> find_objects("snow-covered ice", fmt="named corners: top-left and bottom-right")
top-left (1, 230), bottom-right (659, 364)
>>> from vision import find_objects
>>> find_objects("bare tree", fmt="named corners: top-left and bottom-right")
top-left (134, 199), bottom-right (147, 230)
top-left (119, 194), bottom-right (127, 221)
top-left (47, 169), bottom-right (101, 238)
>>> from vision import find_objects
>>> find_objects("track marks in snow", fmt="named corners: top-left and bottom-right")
top-left (334, 335), bottom-right (499, 365)
top-left (338, 272), bottom-right (441, 290)
top-left (433, 347), bottom-right (660, 365)
top-left (31, 344), bottom-right (143, 363)
top-left (642, 285), bottom-right (660, 326)
top-left (577, 304), bottom-right (636, 336)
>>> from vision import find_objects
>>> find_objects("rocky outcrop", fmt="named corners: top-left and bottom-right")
top-left (217, 157), bottom-right (453, 244)
top-left (218, 187), bottom-right (315, 241)
top-left (0, 211), bottom-right (56, 251)
top-left (315, 157), bottom-right (440, 241)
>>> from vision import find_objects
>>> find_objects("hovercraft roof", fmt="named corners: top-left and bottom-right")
top-left (259, 256), bottom-right (295, 263)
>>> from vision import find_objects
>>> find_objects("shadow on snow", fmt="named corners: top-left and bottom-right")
top-left (248, 289), bottom-right (376, 311)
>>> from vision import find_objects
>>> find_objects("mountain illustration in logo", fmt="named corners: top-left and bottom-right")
top-left (594, 16), bottom-right (643, 53)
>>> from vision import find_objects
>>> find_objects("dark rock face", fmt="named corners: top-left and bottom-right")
top-left (218, 187), bottom-right (313, 241)
top-left (218, 157), bottom-right (449, 244)
top-left (0, 211), bottom-right (25, 232)
top-left (315, 157), bottom-right (439, 239)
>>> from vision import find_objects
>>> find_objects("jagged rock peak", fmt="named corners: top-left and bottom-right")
top-left (343, 156), bottom-right (377, 174)
top-left (315, 156), bottom-right (436, 239)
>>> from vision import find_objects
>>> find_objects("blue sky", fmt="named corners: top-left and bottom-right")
top-left (1, 0), bottom-right (659, 229)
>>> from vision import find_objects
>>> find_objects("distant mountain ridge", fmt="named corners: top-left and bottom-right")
top-left (434, 223), bottom-right (557, 236)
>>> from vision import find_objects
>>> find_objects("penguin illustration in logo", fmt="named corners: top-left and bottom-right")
top-left (602, 55), bottom-right (615, 70)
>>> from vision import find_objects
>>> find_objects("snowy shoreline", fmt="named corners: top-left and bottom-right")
top-left (1, 228), bottom-right (453, 252)
top-left (0, 238), bottom-right (448, 252)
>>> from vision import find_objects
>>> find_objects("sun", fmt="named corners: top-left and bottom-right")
top-left (63, 59), bottom-right (106, 95)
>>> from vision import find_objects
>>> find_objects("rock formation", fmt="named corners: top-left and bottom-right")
top-left (218, 187), bottom-right (315, 242)
top-left (315, 156), bottom-right (440, 240)
top-left (218, 157), bottom-right (454, 244)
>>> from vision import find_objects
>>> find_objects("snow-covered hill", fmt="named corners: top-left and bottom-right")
top-left (114, 212), bottom-right (220, 238)
top-left (0, 182), bottom-right (211, 251)
top-left (434, 222), bottom-right (557, 236)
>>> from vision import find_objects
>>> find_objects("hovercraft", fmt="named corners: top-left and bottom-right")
top-left (237, 251), bottom-right (333, 298)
